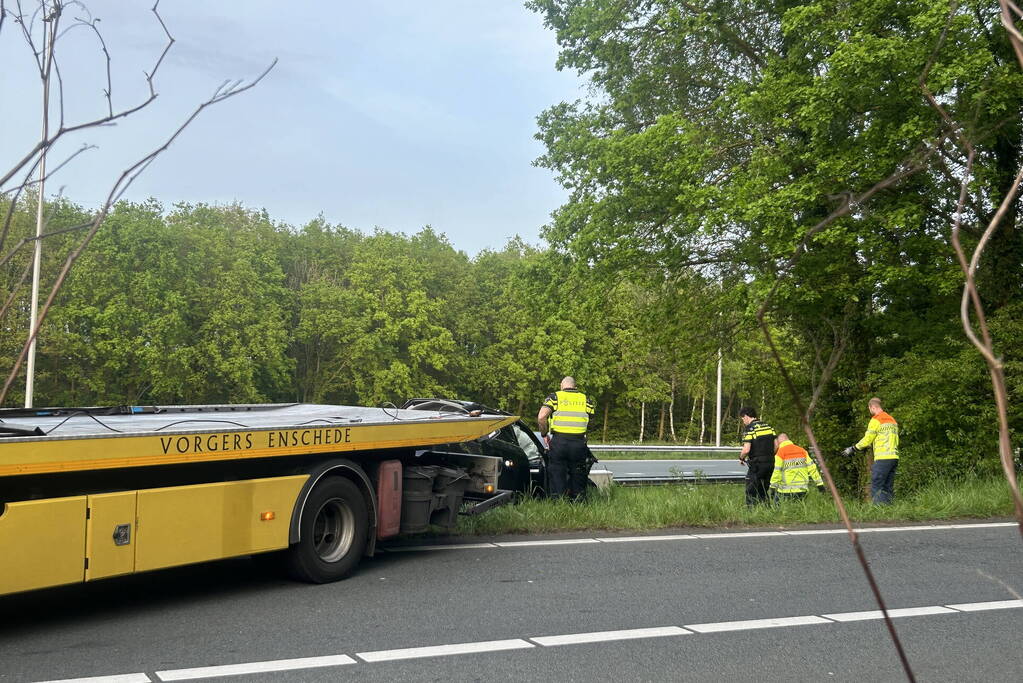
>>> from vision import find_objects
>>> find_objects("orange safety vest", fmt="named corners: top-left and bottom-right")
top-left (770, 440), bottom-right (823, 494)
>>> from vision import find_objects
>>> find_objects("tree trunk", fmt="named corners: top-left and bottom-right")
top-left (699, 392), bottom-right (706, 445)
top-left (684, 395), bottom-right (696, 444)
top-left (639, 401), bottom-right (646, 443)
top-left (668, 375), bottom-right (677, 442)
top-left (656, 402), bottom-right (666, 442)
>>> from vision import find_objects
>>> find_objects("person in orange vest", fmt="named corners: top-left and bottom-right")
top-left (843, 397), bottom-right (900, 504)
top-left (537, 376), bottom-right (595, 501)
top-left (770, 433), bottom-right (824, 501)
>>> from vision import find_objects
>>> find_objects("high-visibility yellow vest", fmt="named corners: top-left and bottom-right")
top-left (856, 411), bottom-right (899, 460)
top-left (770, 440), bottom-right (823, 494)
top-left (546, 390), bottom-right (594, 434)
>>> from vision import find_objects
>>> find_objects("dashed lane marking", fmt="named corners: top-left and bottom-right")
top-left (356, 639), bottom-right (534, 663)
top-left (33, 599), bottom-right (1022, 682)
top-left (685, 615), bottom-right (833, 633)
top-left (530, 626), bottom-right (691, 646)
top-left (947, 599), bottom-right (1023, 611)
top-left (822, 606), bottom-right (956, 622)
top-left (155, 655), bottom-right (356, 681)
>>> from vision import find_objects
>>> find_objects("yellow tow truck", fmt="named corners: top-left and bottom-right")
top-left (0, 402), bottom-right (516, 595)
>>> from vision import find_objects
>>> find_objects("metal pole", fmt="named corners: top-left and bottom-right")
top-left (715, 347), bottom-right (722, 446)
top-left (26, 6), bottom-right (53, 408)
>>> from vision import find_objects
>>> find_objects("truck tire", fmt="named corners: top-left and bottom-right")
top-left (286, 477), bottom-right (368, 583)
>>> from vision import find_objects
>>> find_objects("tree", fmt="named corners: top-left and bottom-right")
top-left (530, 0), bottom-right (1022, 484)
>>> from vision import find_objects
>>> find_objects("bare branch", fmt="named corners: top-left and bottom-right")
top-left (919, 1), bottom-right (1023, 535)
top-left (1000, 0), bottom-right (1023, 67)
top-left (0, 57), bottom-right (278, 404)
top-left (0, 0), bottom-right (177, 191)
top-left (753, 146), bottom-right (940, 683)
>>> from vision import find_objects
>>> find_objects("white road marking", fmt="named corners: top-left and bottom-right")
top-left (822, 606), bottom-right (956, 622)
top-left (495, 538), bottom-right (601, 547)
top-left (379, 522), bottom-right (1016, 554)
top-left (357, 639), bottom-right (534, 662)
top-left (946, 599), bottom-right (1023, 611)
top-left (38, 596), bottom-right (1023, 681)
top-left (691, 531), bottom-right (785, 539)
top-left (685, 615), bottom-right (832, 633)
top-left (155, 655), bottom-right (356, 681)
top-left (597, 534), bottom-right (698, 543)
top-left (36, 675), bottom-right (151, 683)
top-left (385, 542), bottom-right (498, 552)
top-left (530, 626), bottom-right (691, 646)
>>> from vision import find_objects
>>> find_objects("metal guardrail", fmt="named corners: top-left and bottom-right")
top-left (589, 444), bottom-right (740, 453)
top-left (613, 474), bottom-right (744, 486)
top-left (590, 445), bottom-right (745, 485)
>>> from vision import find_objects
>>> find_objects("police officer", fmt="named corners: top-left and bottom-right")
top-left (538, 376), bottom-right (595, 500)
top-left (843, 397), bottom-right (899, 504)
top-left (770, 433), bottom-right (824, 501)
top-left (738, 406), bottom-right (776, 506)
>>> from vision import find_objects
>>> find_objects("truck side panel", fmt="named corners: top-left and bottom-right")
top-left (86, 491), bottom-right (138, 581)
top-left (135, 475), bottom-right (308, 572)
top-left (0, 496), bottom-right (87, 594)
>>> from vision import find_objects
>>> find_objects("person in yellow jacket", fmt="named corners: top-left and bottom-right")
top-left (770, 433), bottom-right (824, 501)
top-left (843, 397), bottom-right (899, 504)
top-left (537, 376), bottom-right (596, 501)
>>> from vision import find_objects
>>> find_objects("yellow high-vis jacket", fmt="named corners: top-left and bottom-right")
top-left (770, 440), bottom-right (823, 494)
top-left (855, 411), bottom-right (899, 460)
top-left (543, 389), bottom-right (595, 435)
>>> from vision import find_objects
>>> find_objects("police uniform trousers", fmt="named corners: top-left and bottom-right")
top-left (547, 433), bottom-right (592, 500)
top-left (745, 457), bottom-right (774, 506)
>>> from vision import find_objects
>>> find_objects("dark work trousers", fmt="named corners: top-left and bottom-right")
top-left (745, 459), bottom-right (773, 506)
top-left (547, 434), bottom-right (592, 501)
top-left (871, 459), bottom-right (898, 504)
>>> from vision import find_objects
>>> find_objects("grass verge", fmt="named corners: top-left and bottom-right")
top-left (455, 476), bottom-right (1017, 536)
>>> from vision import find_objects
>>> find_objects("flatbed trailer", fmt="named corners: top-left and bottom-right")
top-left (0, 403), bottom-right (516, 596)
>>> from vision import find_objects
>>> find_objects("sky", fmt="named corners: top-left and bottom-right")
top-left (0, 1), bottom-right (584, 255)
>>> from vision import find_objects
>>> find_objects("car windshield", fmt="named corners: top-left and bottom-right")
top-left (511, 424), bottom-right (543, 465)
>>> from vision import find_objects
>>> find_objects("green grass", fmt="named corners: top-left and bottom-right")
top-left (454, 477), bottom-right (1018, 536)
top-left (597, 450), bottom-right (736, 460)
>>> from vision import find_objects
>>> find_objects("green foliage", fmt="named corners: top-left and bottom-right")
top-left (529, 0), bottom-right (1023, 484)
top-left (1, 0), bottom-right (1019, 477)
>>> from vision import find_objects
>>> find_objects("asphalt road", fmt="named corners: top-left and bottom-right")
top-left (600, 458), bottom-right (746, 482)
top-left (1, 523), bottom-right (1021, 682)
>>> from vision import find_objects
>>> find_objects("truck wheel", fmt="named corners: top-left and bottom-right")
top-left (287, 477), bottom-right (368, 583)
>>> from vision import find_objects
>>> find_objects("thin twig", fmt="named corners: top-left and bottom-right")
top-left (0, 58), bottom-right (277, 404)
top-left (755, 153), bottom-right (939, 683)
top-left (0, 0), bottom-right (175, 191)
top-left (920, 1), bottom-right (1023, 535)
